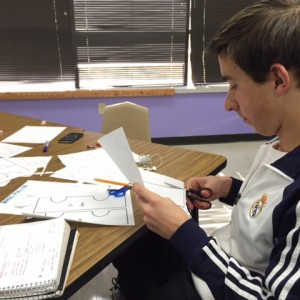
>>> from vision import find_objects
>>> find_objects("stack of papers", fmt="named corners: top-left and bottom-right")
top-left (0, 127), bottom-right (187, 226)
top-left (0, 125), bottom-right (67, 186)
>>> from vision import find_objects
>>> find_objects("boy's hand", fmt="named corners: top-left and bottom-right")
top-left (133, 183), bottom-right (190, 240)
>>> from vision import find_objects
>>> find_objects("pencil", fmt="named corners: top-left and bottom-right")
top-left (94, 178), bottom-right (131, 187)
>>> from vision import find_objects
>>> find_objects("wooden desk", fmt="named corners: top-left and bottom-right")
top-left (0, 112), bottom-right (227, 299)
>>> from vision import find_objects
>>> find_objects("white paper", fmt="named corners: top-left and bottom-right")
top-left (139, 169), bottom-right (186, 207)
top-left (0, 156), bottom-right (52, 187)
top-left (0, 158), bottom-right (35, 186)
top-left (1, 180), bottom-right (135, 226)
top-left (0, 142), bottom-right (32, 158)
top-left (53, 149), bottom-right (127, 185)
top-left (140, 169), bottom-right (184, 189)
top-left (51, 149), bottom-right (186, 207)
top-left (0, 218), bottom-right (67, 291)
top-left (98, 128), bottom-right (143, 185)
top-left (2, 125), bottom-right (66, 144)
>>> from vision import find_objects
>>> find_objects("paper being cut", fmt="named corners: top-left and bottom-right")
top-left (98, 127), bottom-right (144, 185)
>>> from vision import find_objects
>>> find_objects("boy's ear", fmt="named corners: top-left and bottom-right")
top-left (270, 64), bottom-right (290, 93)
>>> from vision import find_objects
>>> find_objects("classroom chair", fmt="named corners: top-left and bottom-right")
top-left (101, 101), bottom-right (151, 142)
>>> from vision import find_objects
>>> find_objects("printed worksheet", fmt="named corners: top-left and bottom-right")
top-left (51, 149), bottom-right (187, 207)
top-left (53, 148), bottom-right (127, 185)
top-left (0, 180), bottom-right (135, 226)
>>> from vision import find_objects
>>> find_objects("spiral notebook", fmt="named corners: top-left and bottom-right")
top-left (0, 218), bottom-right (79, 299)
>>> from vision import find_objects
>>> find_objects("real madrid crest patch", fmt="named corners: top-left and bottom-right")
top-left (249, 194), bottom-right (268, 219)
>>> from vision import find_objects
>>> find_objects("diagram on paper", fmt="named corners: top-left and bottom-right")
top-left (0, 158), bottom-right (31, 184)
top-left (1, 180), bottom-right (135, 226)
top-left (0, 156), bottom-right (52, 186)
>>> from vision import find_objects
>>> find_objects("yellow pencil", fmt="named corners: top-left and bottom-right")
top-left (94, 178), bottom-right (131, 187)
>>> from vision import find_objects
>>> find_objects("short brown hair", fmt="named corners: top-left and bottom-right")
top-left (207, 0), bottom-right (300, 86)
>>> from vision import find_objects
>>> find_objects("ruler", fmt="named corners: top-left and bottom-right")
top-left (0, 88), bottom-right (175, 100)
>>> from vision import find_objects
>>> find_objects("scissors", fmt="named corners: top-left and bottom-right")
top-left (186, 187), bottom-right (213, 210)
top-left (108, 186), bottom-right (132, 197)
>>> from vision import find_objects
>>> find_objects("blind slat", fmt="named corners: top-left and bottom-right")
top-left (190, 0), bottom-right (256, 85)
top-left (72, 0), bottom-right (188, 88)
top-left (0, 0), bottom-right (255, 92)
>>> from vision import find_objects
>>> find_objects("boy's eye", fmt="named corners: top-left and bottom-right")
top-left (229, 84), bottom-right (237, 90)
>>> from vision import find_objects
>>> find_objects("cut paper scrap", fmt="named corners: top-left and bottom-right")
top-left (0, 180), bottom-right (135, 226)
top-left (0, 158), bottom-right (34, 186)
top-left (0, 156), bottom-right (52, 187)
top-left (0, 142), bottom-right (32, 158)
top-left (98, 127), bottom-right (143, 185)
top-left (2, 125), bottom-right (66, 144)
top-left (8, 156), bottom-right (52, 173)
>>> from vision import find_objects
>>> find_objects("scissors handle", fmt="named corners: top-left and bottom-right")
top-left (186, 187), bottom-right (213, 210)
top-left (188, 187), bottom-right (213, 199)
top-left (108, 186), bottom-right (131, 197)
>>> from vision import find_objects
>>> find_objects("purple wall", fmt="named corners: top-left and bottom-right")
top-left (0, 92), bottom-right (255, 138)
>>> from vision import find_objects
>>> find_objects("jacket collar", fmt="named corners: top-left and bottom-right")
top-left (271, 145), bottom-right (300, 179)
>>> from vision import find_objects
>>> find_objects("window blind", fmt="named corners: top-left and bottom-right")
top-left (0, 0), bottom-right (256, 92)
top-left (72, 0), bottom-right (189, 88)
top-left (0, 0), bottom-right (74, 91)
top-left (190, 0), bottom-right (255, 85)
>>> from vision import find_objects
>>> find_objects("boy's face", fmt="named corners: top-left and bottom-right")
top-left (219, 54), bottom-right (282, 137)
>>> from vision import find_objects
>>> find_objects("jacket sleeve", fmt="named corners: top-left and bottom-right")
top-left (170, 198), bottom-right (300, 299)
top-left (219, 177), bottom-right (243, 206)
